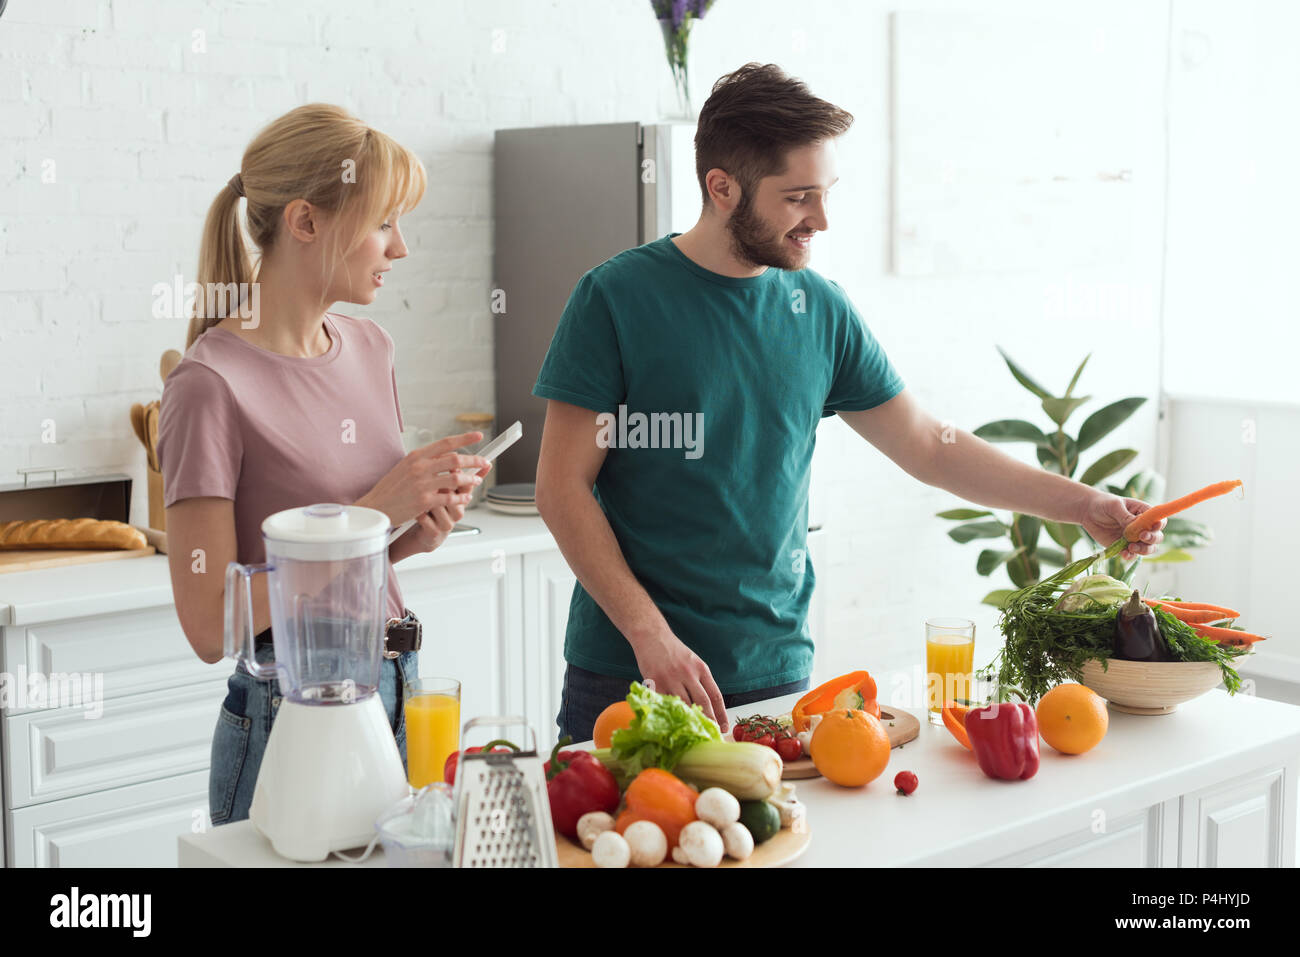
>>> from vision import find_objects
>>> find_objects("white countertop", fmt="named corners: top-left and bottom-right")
top-left (0, 511), bottom-right (553, 626)
top-left (178, 684), bottom-right (1300, 868)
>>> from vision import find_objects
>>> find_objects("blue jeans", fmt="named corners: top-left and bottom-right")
top-left (208, 640), bottom-right (418, 827)
top-left (556, 663), bottom-right (810, 744)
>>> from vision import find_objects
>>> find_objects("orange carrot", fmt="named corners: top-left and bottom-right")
top-left (1143, 599), bottom-right (1241, 618)
top-left (1190, 623), bottom-right (1267, 646)
top-left (1144, 601), bottom-right (1238, 625)
top-left (1123, 479), bottom-right (1243, 542)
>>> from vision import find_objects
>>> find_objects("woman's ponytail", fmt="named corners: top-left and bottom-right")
top-left (185, 178), bottom-right (254, 351)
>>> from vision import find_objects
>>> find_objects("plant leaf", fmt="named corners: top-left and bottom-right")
top-left (1007, 548), bottom-right (1041, 588)
top-left (973, 419), bottom-right (1051, 447)
top-left (1119, 468), bottom-right (1164, 503)
top-left (981, 589), bottom-right (1016, 609)
top-left (1038, 546), bottom-right (1068, 567)
top-left (1076, 397), bottom-right (1147, 453)
top-left (948, 520), bottom-right (1009, 544)
top-left (1040, 395), bottom-right (1091, 426)
top-left (977, 545), bottom-right (1026, 576)
top-left (996, 346), bottom-right (1052, 400)
top-left (1007, 513), bottom-right (1042, 586)
top-left (1161, 517), bottom-right (1212, 549)
top-left (1078, 448), bottom-right (1139, 487)
top-left (1043, 520), bottom-right (1081, 549)
top-left (1064, 353), bottom-right (1091, 399)
top-left (936, 508), bottom-right (994, 520)
top-left (1035, 434), bottom-right (1078, 476)
top-left (1144, 547), bottom-right (1196, 563)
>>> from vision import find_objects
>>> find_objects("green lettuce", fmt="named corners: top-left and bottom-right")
top-left (608, 681), bottom-right (721, 778)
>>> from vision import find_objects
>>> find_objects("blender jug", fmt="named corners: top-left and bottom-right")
top-left (225, 503), bottom-right (391, 702)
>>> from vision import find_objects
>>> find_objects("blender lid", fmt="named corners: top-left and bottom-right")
top-left (261, 504), bottom-right (390, 560)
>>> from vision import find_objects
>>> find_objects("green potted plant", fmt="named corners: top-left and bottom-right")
top-left (937, 348), bottom-right (1212, 607)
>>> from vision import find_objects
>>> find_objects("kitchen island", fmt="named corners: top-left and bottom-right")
top-left (179, 685), bottom-right (1300, 867)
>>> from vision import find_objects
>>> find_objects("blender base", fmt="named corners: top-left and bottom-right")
top-left (249, 694), bottom-right (409, 862)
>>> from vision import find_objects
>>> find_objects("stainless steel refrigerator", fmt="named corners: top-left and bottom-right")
top-left (492, 121), bottom-right (699, 484)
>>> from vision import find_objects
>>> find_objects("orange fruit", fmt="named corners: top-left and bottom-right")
top-left (592, 700), bottom-right (636, 749)
top-left (809, 709), bottom-right (891, 787)
top-left (1036, 683), bottom-right (1109, 755)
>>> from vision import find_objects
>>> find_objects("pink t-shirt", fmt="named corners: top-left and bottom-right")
top-left (157, 312), bottom-right (408, 620)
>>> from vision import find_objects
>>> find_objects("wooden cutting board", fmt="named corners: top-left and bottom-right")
top-left (555, 823), bottom-right (810, 868)
top-left (780, 707), bottom-right (920, 780)
top-left (0, 545), bottom-right (156, 573)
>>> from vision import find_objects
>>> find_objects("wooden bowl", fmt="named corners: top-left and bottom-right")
top-left (1079, 657), bottom-right (1226, 715)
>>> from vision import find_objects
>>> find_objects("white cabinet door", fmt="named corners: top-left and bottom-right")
top-left (8, 770), bottom-right (209, 867)
top-left (985, 802), bottom-right (1175, 867)
top-left (1180, 765), bottom-right (1289, 867)
top-left (396, 556), bottom-right (521, 734)
top-left (521, 551), bottom-right (576, 752)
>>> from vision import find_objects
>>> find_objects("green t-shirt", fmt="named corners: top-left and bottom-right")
top-left (532, 233), bottom-right (904, 693)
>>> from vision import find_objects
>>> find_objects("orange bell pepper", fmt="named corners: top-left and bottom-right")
top-left (942, 702), bottom-right (972, 751)
top-left (614, 767), bottom-right (698, 848)
top-left (791, 671), bottom-right (880, 732)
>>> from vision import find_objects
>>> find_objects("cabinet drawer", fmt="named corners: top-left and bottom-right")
top-left (2, 605), bottom-right (228, 714)
top-left (8, 770), bottom-right (209, 867)
top-left (6, 679), bottom-right (228, 808)
top-left (986, 803), bottom-right (1171, 867)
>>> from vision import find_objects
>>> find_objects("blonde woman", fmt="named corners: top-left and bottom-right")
top-left (157, 104), bottom-right (490, 827)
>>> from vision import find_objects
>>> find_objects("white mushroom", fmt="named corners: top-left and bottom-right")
top-left (623, 820), bottom-right (668, 867)
top-left (576, 811), bottom-right (616, 851)
top-left (721, 821), bottom-right (754, 861)
top-left (591, 830), bottom-right (630, 868)
top-left (694, 787), bottom-right (740, 830)
top-left (671, 846), bottom-right (690, 865)
top-left (677, 820), bottom-right (725, 868)
top-left (768, 782), bottom-right (806, 830)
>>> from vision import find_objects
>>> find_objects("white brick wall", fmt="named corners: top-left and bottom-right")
top-left (2, 0), bottom-right (1179, 685)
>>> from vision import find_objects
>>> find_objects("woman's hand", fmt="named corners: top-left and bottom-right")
top-left (357, 430), bottom-right (492, 526)
top-left (1080, 491), bottom-right (1167, 561)
top-left (407, 461), bottom-right (492, 553)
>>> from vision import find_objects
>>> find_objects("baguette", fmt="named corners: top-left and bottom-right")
top-left (0, 519), bottom-right (147, 551)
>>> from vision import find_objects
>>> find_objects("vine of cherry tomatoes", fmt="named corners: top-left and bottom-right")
top-left (733, 714), bottom-right (803, 762)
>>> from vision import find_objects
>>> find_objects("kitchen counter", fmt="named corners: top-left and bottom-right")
top-left (0, 511), bottom-right (553, 626)
top-left (178, 685), bottom-right (1300, 867)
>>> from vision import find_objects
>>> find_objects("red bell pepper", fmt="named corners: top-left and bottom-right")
top-left (544, 737), bottom-right (621, 838)
top-left (964, 702), bottom-right (1039, 781)
top-left (443, 739), bottom-right (517, 787)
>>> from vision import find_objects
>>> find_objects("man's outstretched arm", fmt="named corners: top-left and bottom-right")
top-left (837, 388), bottom-right (1164, 561)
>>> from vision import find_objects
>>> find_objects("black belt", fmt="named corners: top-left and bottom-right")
top-left (253, 608), bottom-right (422, 660)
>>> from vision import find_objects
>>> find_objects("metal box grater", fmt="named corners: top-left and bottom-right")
top-left (452, 716), bottom-right (557, 868)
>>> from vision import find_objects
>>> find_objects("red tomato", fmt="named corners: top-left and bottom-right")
top-left (754, 732), bottom-right (775, 749)
top-left (775, 736), bottom-right (803, 762)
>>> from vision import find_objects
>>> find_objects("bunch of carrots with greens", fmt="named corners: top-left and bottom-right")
top-left (980, 479), bottom-right (1265, 703)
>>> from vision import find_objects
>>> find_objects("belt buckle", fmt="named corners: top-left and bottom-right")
top-left (383, 616), bottom-right (402, 659)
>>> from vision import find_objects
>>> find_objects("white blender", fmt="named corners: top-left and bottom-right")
top-left (224, 503), bottom-right (410, 862)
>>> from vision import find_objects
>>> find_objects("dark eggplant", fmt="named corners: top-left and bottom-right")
top-left (1114, 590), bottom-right (1172, 662)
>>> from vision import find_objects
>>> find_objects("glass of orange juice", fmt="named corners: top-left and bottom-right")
top-left (404, 677), bottom-right (461, 789)
top-left (925, 618), bottom-right (975, 725)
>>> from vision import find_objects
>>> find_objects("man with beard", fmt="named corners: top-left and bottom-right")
top-left (533, 63), bottom-right (1164, 741)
